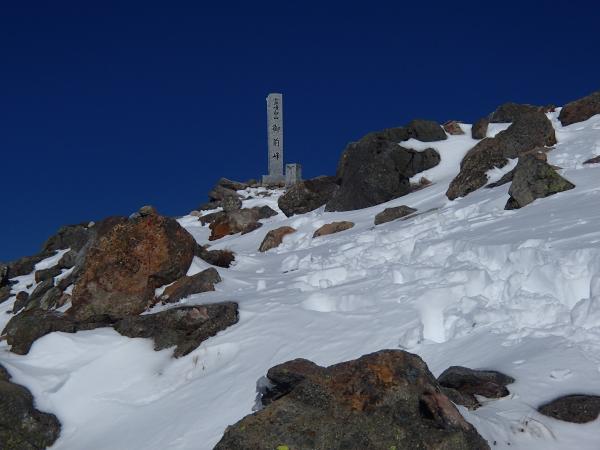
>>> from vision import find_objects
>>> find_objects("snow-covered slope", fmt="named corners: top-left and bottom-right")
top-left (2, 112), bottom-right (600, 449)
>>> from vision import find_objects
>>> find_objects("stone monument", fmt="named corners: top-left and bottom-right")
top-left (286, 163), bottom-right (302, 186)
top-left (262, 93), bottom-right (285, 185)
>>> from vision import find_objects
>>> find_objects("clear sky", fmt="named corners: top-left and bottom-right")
top-left (1, 1), bottom-right (599, 261)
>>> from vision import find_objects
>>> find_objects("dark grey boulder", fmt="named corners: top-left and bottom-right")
top-left (42, 223), bottom-right (92, 253)
top-left (215, 350), bottom-right (489, 450)
top-left (0, 285), bottom-right (11, 304)
top-left (406, 119), bottom-right (448, 142)
top-left (34, 265), bottom-right (63, 284)
top-left (2, 310), bottom-right (116, 355)
top-left (325, 131), bottom-right (440, 212)
top-left (159, 268), bottom-right (222, 303)
top-left (438, 366), bottom-right (515, 409)
top-left (7, 252), bottom-right (56, 279)
top-left (222, 195), bottom-right (243, 212)
top-left (505, 152), bottom-right (575, 209)
top-left (0, 263), bottom-right (8, 286)
top-left (583, 155), bottom-right (600, 165)
top-left (13, 279), bottom-right (54, 314)
top-left (114, 302), bottom-right (238, 358)
top-left (559, 90), bottom-right (600, 126)
top-left (538, 394), bottom-right (600, 423)
top-left (489, 102), bottom-right (549, 123)
top-left (278, 176), bottom-right (339, 217)
top-left (447, 111), bottom-right (557, 200)
top-left (374, 205), bottom-right (417, 225)
top-left (0, 364), bottom-right (61, 449)
top-left (471, 117), bottom-right (489, 140)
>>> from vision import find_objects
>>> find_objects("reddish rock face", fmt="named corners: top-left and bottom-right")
top-left (258, 226), bottom-right (296, 252)
top-left (559, 91), bottom-right (600, 126)
top-left (313, 221), bottom-right (354, 238)
top-left (69, 215), bottom-right (196, 320)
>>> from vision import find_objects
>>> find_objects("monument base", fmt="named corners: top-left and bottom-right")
top-left (262, 174), bottom-right (285, 186)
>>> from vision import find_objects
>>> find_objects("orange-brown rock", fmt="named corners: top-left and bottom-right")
top-left (443, 120), bottom-right (465, 135)
top-left (69, 215), bottom-right (196, 319)
top-left (258, 226), bottom-right (296, 252)
top-left (313, 221), bottom-right (354, 238)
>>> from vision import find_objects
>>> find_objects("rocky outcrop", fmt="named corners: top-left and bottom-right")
top-left (208, 206), bottom-right (278, 241)
top-left (406, 119), bottom-right (448, 142)
top-left (113, 303), bottom-right (238, 357)
top-left (559, 91), bottom-right (600, 126)
top-left (538, 394), bottom-right (600, 423)
top-left (471, 117), bottom-right (489, 140)
top-left (70, 214), bottom-right (196, 320)
top-left (489, 102), bottom-right (550, 123)
top-left (199, 178), bottom-right (248, 210)
top-left (374, 205), bottom-right (417, 225)
top-left (278, 176), bottom-right (339, 217)
top-left (2, 303), bottom-right (238, 358)
top-left (215, 350), bottom-right (489, 450)
top-left (159, 268), bottom-right (222, 303)
top-left (438, 366), bottom-right (515, 409)
top-left (447, 111), bottom-right (557, 200)
top-left (313, 221), bottom-right (354, 238)
top-left (443, 120), bottom-right (464, 135)
top-left (0, 364), bottom-right (61, 449)
top-left (259, 226), bottom-right (296, 252)
top-left (505, 152), bottom-right (575, 209)
top-left (326, 129), bottom-right (440, 212)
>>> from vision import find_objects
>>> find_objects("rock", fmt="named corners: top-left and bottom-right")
top-left (443, 120), bottom-right (465, 135)
top-left (505, 152), bottom-right (575, 209)
top-left (374, 205), bottom-right (417, 225)
top-left (208, 207), bottom-right (276, 241)
top-left (278, 176), bottom-right (339, 217)
top-left (195, 245), bottom-right (236, 268)
top-left (406, 119), bottom-right (448, 142)
top-left (139, 205), bottom-right (158, 217)
top-left (538, 394), bottom-right (600, 423)
top-left (222, 195), bottom-right (243, 212)
top-left (259, 226), bottom-right (296, 252)
top-left (114, 302), bottom-right (239, 358)
top-left (34, 265), bottom-right (63, 284)
top-left (2, 310), bottom-right (116, 355)
top-left (12, 291), bottom-right (29, 313)
top-left (57, 249), bottom-right (78, 269)
top-left (0, 263), bottom-right (8, 286)
top-left (489, 102), bottom-right (547, 123)
top-left (0, 364), bottom-right (61, 449)
top-left (199, 211), bottom-right (220, 225)
top-left (197, 200), bottom-right (222, 211)
top-left (69, 214), bottom-right (196, 320)
top-left (559, 91), bottom-right (600, 126)
top-left (471, 117), bottom-right (489, 139)
top-left (313, 221), bottom-right (354, 238)
top-left (485, 169), bottom-right (514, 188)
top-left (13, 279), bottom-right (54, 314)
top-left (215, 350), bottom-right (489, 450)
top-left (438, 366), bottom-right (515, 409)
top-left (447, 111), bottom-right (557, 200)
top-left (7, 251), bottom-right (56, 279)
top-left (0, 285), bottom-right (11, 304)
top-left (325, 131), bottom-right (440, 211)
top-left (218, 177), bottom-right (248, 191)
top-left (583, 155), bottom-right (600, 165)
top-left (42, 223), bottom-right (92, 253)
top-left (159, 268), bottom-right (222, 303)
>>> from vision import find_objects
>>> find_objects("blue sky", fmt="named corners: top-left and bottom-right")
top-left (1, 1), bottom-right (598, 261)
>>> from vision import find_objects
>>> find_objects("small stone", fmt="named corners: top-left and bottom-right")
top-left (538, 394), bottom-right (600, 423)
top-left (139, 205), bottom-right (158, 217)
top-left (374, 206), bottom-right (417, 225)
top-left (313, 221), bottom-right (354, 238)
top-left (259, 227), bottom-right (296, 252)
top-left (443, 120), bottom-right (465, 135)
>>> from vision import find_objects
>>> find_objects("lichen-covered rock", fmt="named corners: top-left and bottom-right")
top-left (70, 214), bottom-right (196, 320)
top-left (259, 226), bottom-right (296, 252)
top-left (313, 221), bottom-right (354, 238)
top-left (0, 364), bottom-right (61, 449)
top-left (222, 195), bottom-right (243, 212)
top-left (215, 350), bottom-right (489, 450)
top-left (538, 394), bottom-right (600, 423)
top-left (114, 302), bottom-right (238, 357)
top-left (489, 102), bottom-right (548, 123)
top-left (447, 111), bottom-right (556, 200)
top-left (159, 268), bottom-right (222, 303)
top-left (374, 205), bottom-right (417, 225)
top-left (559, 90), bottom-right (600, 126)
top-left (278, 176), bottom-right (338, 217)
top-left (505, 152), bottom-right (575, 209)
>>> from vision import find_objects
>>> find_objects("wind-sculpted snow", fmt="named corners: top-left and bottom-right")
top-left (1, 112), bottom-right (600, 449)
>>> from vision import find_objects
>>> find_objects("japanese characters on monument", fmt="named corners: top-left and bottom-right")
top-left (266, 93), bottom-right (284, 181)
